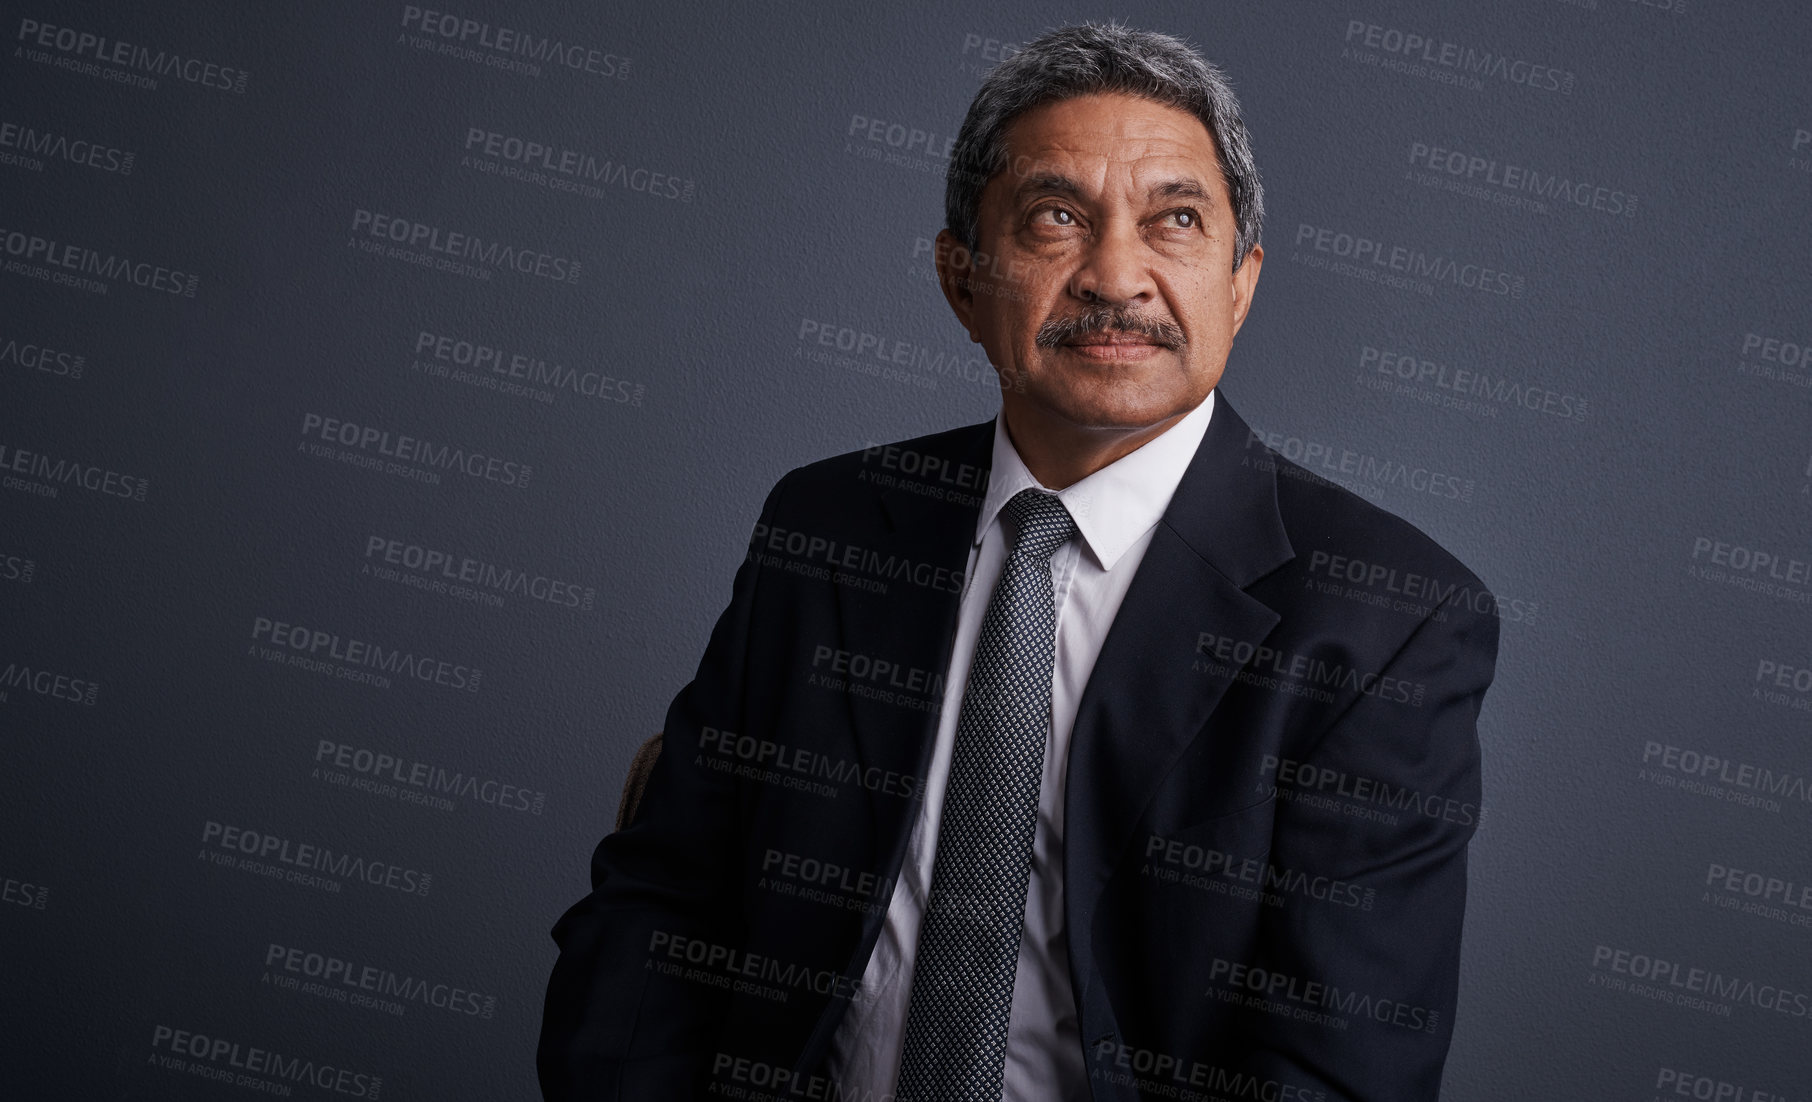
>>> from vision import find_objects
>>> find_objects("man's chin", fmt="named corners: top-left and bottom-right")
top-left (1024, 388), bottom-right (1199, 433)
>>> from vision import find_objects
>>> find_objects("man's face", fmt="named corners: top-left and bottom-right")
top-left (937, 91), bottom-right (1262, 433)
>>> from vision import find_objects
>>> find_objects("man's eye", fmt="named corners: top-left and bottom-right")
top-left (1166, 209), bottom-right (1199, 229)
top-left (1035, 208), bottom-right (1075, 226)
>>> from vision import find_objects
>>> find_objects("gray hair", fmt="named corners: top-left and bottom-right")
top-left (946, 20), bottom-right (1264, 271)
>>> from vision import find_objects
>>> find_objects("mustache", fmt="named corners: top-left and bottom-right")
top-left (1034, 304), bottom-right (1187, 350)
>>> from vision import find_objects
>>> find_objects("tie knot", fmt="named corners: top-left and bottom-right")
top-left (1002, 487), bottom-right (1077, 561)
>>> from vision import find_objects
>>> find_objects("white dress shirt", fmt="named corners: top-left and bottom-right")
top-left (823, 390), bottom-right (1217, 1101)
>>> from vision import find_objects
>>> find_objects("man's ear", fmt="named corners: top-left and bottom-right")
top-left (934, 228), bottom-right (981, 341)
top-left (1229, 243), bottom-right (1263, 338)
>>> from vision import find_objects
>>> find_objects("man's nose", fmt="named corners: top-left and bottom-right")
top-left (1069, 220), bottom-right (1157, 305)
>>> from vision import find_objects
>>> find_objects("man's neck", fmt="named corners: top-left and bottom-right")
top-left (1002, 399), bottom-right (1200, 490)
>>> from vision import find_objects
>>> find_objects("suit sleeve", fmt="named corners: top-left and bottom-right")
top-left (537, 470), bottom-right (794, 1101)
top-left (1240, 588), bottom-right (1500, 1101)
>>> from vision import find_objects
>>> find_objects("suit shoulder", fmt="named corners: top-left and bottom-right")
top-left (774, 419), bottom-right (993, 502)
top-left (1264, 449), bottom-right (1491, 601)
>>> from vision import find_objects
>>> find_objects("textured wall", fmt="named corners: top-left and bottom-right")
top-left (4, 1), bottom-right (1809, 1097)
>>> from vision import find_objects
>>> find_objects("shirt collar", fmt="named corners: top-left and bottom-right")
top-left (975, 389), bottom-right (1216, 572)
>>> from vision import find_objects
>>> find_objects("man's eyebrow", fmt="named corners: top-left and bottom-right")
top-left (1012, 172), bottom-right (1086, 204)
top-left (1149, 176), bottom-right (1214, 204)
top-left (1010, 172), bottom-right (1217, 207)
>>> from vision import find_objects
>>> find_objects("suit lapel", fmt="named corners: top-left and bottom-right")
top-left (796, 395), bottom-right (1295, 1075)
top-left (831, 417), bottom-right (994, 833)
top-left (1062, 394), bottom-right (1295, 995)
top-left (791, 419), bottom-right (994, 1076)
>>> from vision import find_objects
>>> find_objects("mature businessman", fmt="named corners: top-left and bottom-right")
top-left (540, 21), bottom-right (1499, 1102)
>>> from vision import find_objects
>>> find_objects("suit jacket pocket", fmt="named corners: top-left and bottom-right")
top-left (1145, 791), bottom-right (1279, 872)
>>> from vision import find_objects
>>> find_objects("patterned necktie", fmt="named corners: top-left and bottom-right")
top-left (894, 487), bottom-right (1079, 1102)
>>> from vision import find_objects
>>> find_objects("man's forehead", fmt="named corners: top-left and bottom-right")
top-left (994, 94), bottom-right (1222, 188)
top-left (1006, 94), bottom-right (1215, 149)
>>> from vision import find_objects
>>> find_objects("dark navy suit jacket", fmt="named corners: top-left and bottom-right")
top-left (538, 394), bottom-right (1500, 1101)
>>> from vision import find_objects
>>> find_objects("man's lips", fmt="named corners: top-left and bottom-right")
top-left (1063, 332), bottom-right (1161, 347)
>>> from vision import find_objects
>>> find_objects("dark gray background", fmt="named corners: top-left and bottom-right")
top-left (4, 0), bottom-right (1810, 1097)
